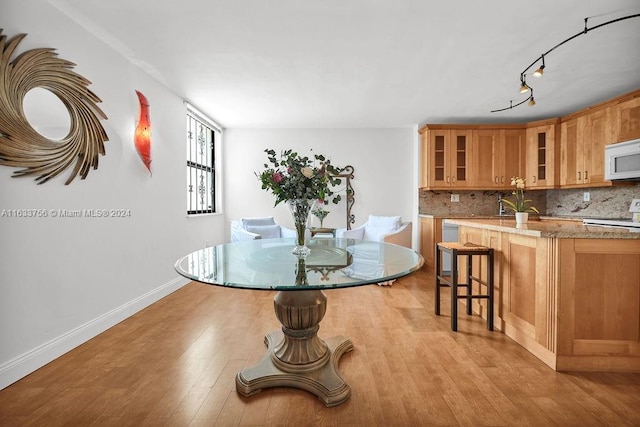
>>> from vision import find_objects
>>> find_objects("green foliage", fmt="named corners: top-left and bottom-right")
top-left (256, 149), bottom-right (343, 206)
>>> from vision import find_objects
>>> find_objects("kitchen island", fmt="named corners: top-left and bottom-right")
top-left (443, 217), bottom-right (640, 372)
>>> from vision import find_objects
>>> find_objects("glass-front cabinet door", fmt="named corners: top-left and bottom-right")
top-left (526, 119), bottom-right (559, 189)
top-left (424, 128), bottom-right (471, 189)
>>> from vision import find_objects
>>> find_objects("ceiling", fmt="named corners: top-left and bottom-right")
top-left (51, 0), bottom-right (640, 129)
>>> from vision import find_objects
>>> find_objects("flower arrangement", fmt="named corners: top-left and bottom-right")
top-left (311, 207), bottom-right (330, 227)
top-left (502, 177), bottom-right (539, 213)
top-left (257, 149), bottom-right (343, 255)
top-left (256, 149), bottom-right (342, 206)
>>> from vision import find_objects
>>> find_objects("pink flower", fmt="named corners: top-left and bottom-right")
top-left (273, 172), bottom-right (283, 183)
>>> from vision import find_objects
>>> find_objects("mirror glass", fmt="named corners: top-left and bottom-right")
top-left (23, 87), bottom-right (71, 140)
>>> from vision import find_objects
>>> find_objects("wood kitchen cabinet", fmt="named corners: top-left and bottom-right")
top-left (560, 106), bottom-right (616, 187)
top-left (419, 126), bottom-right (472, 189)
top-left (525, 119), bottom-right (559, 189)
top-left (470, 129), bottom-right (499, 188)
top-left (419, 216), bottom-right (440, 271)
top-left (452, 218), bottom-right (640, 372)
top-left (471, 127), bottom-right (525, 189)
top-left (615, 92), bottom-right (640, 142)
top-left (502, 129), bottom-right (526, 186)
top-left (560, 116), bottom-right (582, 186)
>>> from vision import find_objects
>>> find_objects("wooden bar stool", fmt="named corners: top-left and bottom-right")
top-left (435, 242), bottom-right (494, 331)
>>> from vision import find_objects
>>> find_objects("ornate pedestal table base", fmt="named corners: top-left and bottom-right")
top-left (235, 331), bottom-right (353, 406)
top-left (235, 289), bottom-right (354, 407)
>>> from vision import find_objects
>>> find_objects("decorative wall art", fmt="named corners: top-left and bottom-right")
top-left (0, 30), bottom-right (108, 185)
top-left (134, 90), bottom-right (152, 175)
top-left (333, 165), bottom-right (355, 229)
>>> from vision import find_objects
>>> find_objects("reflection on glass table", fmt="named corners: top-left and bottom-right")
top-left (175, 237), bottom-right (424, 406)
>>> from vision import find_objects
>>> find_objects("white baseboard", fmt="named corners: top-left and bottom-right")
top-left (0, 276), bottom-right (189, 390)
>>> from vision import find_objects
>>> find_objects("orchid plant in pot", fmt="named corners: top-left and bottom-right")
top-left (256, 149), bottom-right (342, 256)
top-left (502, 177), bottom-right (539, 224)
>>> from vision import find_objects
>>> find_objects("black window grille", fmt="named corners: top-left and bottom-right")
top-left (186, 110), bottom-right (217, 215)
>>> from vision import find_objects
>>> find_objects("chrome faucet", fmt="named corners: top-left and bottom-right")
top-left (498, 194), bottom-right (506, 216)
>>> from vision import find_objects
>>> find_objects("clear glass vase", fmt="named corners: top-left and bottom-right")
top-left (287, 199), bottom-right (317, 256)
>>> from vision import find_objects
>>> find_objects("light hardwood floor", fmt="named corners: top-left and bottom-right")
top-left (1, 267), bottom-right (640, 426)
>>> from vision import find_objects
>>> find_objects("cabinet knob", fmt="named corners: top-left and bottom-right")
top-left (584, 170), bottom-right (588, 180)
top-left (501, 176), bottom-right (505, 183)
top-left (578, 171), bottom-right (581, 181)
top-left (495, 176), bottom-right (499, 184)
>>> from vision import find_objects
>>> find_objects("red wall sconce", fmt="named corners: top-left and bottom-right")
top-left (134, 90), bottom-right (152, 175)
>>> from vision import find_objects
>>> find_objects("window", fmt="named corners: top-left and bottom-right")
top-left (185, 104), bottom-right (221, 215)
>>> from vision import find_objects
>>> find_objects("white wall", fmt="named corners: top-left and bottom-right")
top-left (0, 1), bottom-right (226, 389)
top-left (223, 128), bottom-right (416, 236)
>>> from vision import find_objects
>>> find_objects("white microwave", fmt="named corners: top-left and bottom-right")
top-left (605, 138), bottom-right (640, 181)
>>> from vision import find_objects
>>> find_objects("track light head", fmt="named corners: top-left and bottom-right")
top-left (532, 64), bottom-right (545, 77)
top-left (533, 54), bottom-right (546, 77)
top-left (519, 74), bottom-right (530, 93)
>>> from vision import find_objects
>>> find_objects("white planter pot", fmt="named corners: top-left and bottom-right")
top-left (515, 212), bottom-right (529, 224)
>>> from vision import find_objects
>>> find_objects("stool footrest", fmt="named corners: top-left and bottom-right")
top-left (456, 294), bottom-right (490, 300)
top-left (468, 275), bottom-right (490, 287)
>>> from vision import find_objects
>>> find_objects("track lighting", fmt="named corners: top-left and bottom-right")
top-left (519, 75), bottom-right (530, 94)
top-left (532, 55), bottom-right (545, 77)
top-left (491, 12), bottom-right (640, 113)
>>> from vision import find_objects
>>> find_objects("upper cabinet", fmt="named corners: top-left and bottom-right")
top-left (470, 128), bottom-right (525, 189)
top-left (470, 129), bottom-right (499, 188)
top-left (420, 126), bottom-right (472, 189)
top-left (525, 119), bottom-right (559, 189)
top-left (420, 125), bottom-right (523, 190)
top-left (615, 93), bottom-right (640, 142)
top-left (560, 116), bottom-right (585, 186)
top-left (502, 129), bottom-right (526, 187)
top-left (560, 105), bottom-right (616, 187)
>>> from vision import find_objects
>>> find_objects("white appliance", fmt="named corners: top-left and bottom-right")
top-left (605, 138), bottom-right (640, 181)
top-left (582, 218), bottom-right (640, 231)
top-left (441, 222), bottom-right (459, 273)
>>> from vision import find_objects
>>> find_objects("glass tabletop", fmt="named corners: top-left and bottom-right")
top-left (175, 237), bottom-right (424, 291)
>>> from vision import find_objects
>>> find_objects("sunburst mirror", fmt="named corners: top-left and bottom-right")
top-left (0, 30), bottom-right (108, 185)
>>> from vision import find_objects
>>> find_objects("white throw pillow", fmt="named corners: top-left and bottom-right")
top-left (245, 224), bottom-right (281, 239)
top-left (242, 217), bottom-right (276, 227)
top-left (368, 215), bottom-right (401, 230)
top-left (363, 215), bottom-right (401, 241)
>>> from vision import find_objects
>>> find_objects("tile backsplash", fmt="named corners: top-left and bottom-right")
top-left (418, 189), bottom-right (547, 216)
top-left (419, 184), bottom-right (639, 218)
top-left (546, 185), bottom-right (640, 218)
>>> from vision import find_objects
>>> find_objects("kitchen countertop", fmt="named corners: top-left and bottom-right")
top-left (419, 213), bottom-right (583, 221)
top-left (443, 217), bottom-right (640, 239)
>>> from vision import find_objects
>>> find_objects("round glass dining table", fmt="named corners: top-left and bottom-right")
top-left (175, 237), bottom-right (424, 407)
